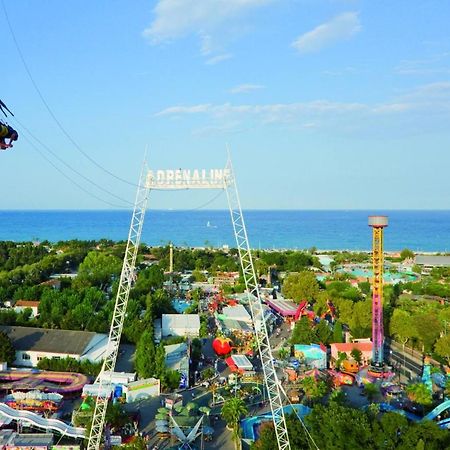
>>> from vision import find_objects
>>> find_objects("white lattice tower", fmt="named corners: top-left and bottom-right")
top-left (87, 166), bottom-right (149, 450)
top-left (224, 159), bottom-right (291, 450)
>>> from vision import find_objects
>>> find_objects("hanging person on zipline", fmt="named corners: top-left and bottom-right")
top-left (0, 99), bottom-right (19, 150)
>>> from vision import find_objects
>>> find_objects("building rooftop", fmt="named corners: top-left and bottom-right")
top-left (162, 314), bottom-right (200, 330)
top-left (415, 255), bottom-right (450, 267)
top-left (0, 325), bottom-right (98, 355)
top-left (14, 300), bottom-right (40, 308)
top-left (331, 342), bottom-right (373, 353)
top-left (222, 305), bottom-right (252, 322)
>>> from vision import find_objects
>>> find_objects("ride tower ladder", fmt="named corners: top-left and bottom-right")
top-left (87, 166), bottom-right (149, 450)
top-left (224, 158), bottom-right (291, 450)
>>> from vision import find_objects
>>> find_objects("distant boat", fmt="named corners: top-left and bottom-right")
top-left (206, 221), bottom-right (217, 228)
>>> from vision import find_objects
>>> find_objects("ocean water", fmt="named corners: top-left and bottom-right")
top-left (0, 210), bottom-right (449, 252)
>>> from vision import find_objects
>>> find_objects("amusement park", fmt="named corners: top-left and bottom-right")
top-left (0, 161), bottom-right (448, 450)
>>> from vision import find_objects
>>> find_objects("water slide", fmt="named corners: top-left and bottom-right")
top-left (380, 400), bottom-right (450, 429)
top-left (423, 399), bottom-right (450, 421)
top-left (0, 403), bottom-right (85, 438)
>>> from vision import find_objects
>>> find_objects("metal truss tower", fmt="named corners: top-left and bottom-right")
top-left (86, 157), bottom-right (291, 450)
top-left (368, 215), bottom-right (388, 369)
top-left (224, 159), bottom-right (291, 450)
top-left (87, 167), bottom-right (149, 450)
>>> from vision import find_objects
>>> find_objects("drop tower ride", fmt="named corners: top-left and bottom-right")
top-left (368, 215), bottom-right (388, 371)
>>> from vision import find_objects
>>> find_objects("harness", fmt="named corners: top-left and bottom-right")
top-left (0, 123), bottom-right (15, 139)
top-left (0, 123), bottom-right (9, 138)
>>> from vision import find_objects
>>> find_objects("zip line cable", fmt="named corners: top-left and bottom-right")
top-left (278, 384), bottom-right (320, 450)
top-left (19, 132), bottom-right (129, 209)
top-left (14, 114), bottom-right (226, 211)
top-left (1, 0), bottom-right (137, 188)
top-left (10, 116), bottom-right (133, 207)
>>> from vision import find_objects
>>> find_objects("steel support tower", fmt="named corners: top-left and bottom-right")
top-left (224, 159), bottom-right (291, 450)
top-left (87, 167), bottom-right (149, 450)
top-left (368, 215), bottom-right (388, 369)
top-left (86, 157), bottom-right (291, 450)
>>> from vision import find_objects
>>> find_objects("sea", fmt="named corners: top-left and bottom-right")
top-left (0, 210), bottom-right (449, 252)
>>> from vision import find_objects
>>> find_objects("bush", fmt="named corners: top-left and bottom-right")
top-left (37, 356), bottom-right (102, 377)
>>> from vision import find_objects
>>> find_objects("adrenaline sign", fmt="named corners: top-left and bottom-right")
top-left (146, 168), bottom-right (231, 189)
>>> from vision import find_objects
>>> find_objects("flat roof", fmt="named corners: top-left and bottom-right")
top-left (222, 305), bottom-right (252, 322)
top-left (415, 255), bottom-right (450, 267)
top-left (0, 325), bottom-right (98, 355)
top-left (231, 354), bottom-right (253, 370)
top-left (162, 314), bottom-right (200, 329)
top-left (265, 298), bottom-right (298, 316)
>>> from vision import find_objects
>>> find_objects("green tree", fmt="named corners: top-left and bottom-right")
top-left (250, 422), bottom-right (276, 450)
top-left (73, 251), bottom-right (122, 290)
top-left (286, 252), bottom-right (313, 272)
top-left (282, 271), bottom-right (320, 303)
top-left (350, 348), bottom-right (362, 365)
top-left (400, 248), bottom-right (415, 260)
top-left (0, 331), bottom-right (15, 365)
top-left (434, 335), bottom-right (450, 366)
top-left (332, 320), bottom-right (344, 343)
top-left (415, 313), bottom-right (442, 352)
top-left (278, 347), bottom-right (290, 360)
top-left (135, 330), bottom-right (156, 378)
top-left (305, 403), bottom-right (373, 449)
top-left (406, 383), bottom-right (433, 409)
top-left (349, 299), bottom-right (372, 338)
top-left (290, 317), bottom-right (315, 345)
top-left (363, 383), bottom-right (379, 402)
top-left (221, 397), bottom-right (248, 449)
top-left (299, 376), bottom-right (328, 404)
top-left (389, 309), bottom-right (417, 349)
top-left (315, 320), bottom-right (332, 345)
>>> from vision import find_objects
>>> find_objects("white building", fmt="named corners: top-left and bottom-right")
top-left (162, 314), bottom-right (200, 338)
top-left (222, 305), bottom-right (252, 323)
top-left (0, 326), bottom-right (108, 368)
top-left (123, 377), bottom-right (160, 403)
top-left (164, 342), bottom-right (189, 388)
top-left (13, 300), bottom-right (40, 318)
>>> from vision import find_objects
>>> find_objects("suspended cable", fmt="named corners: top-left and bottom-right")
top-left (19, 132), bottom-right (129, 209)
top-left (160, 189), bottom-right (225, 213)
top-left (10, 116), bottom-right (133, 207)
top-left (278, 383), bottom-right (320, 450)
top-left (1, 0), bottom-right (138, 187)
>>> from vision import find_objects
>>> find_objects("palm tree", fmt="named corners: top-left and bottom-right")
top-left (221, 397), bottom-right (248, 450)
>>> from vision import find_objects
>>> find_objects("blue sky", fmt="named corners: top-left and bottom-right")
top-left (1, 0), bottom-right (450, 210)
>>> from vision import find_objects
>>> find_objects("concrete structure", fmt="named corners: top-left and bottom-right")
top-left (13, 300), bottom-right (40, 318)
top-left (123, 377), bottom-right (160, 403)
top-left (0, 430), bottom-right (53, 450)
top-left (164, 342), bottom-right (189, 388)
top-left (415, 255), bottom-right (450, 275)
top-left (0, 326), bottom-right (108, 368)
top-left (162, 314), bottom-right (200, 338)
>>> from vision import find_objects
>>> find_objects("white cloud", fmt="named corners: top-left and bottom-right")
top-left (395, 52), bottom-right (450, 75)
top-left (156, 100), bottom-right (368, 121)
top-left (154, 82), bottom-right (450, 132)
top-left (143, 0), bottom-right (273, 42)
top-left (205, 53), bottom-right (233, 65)
top-left (292, 12), bottom-right (361, 54)
top-left (230, 84), bottom-right (265, 94)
